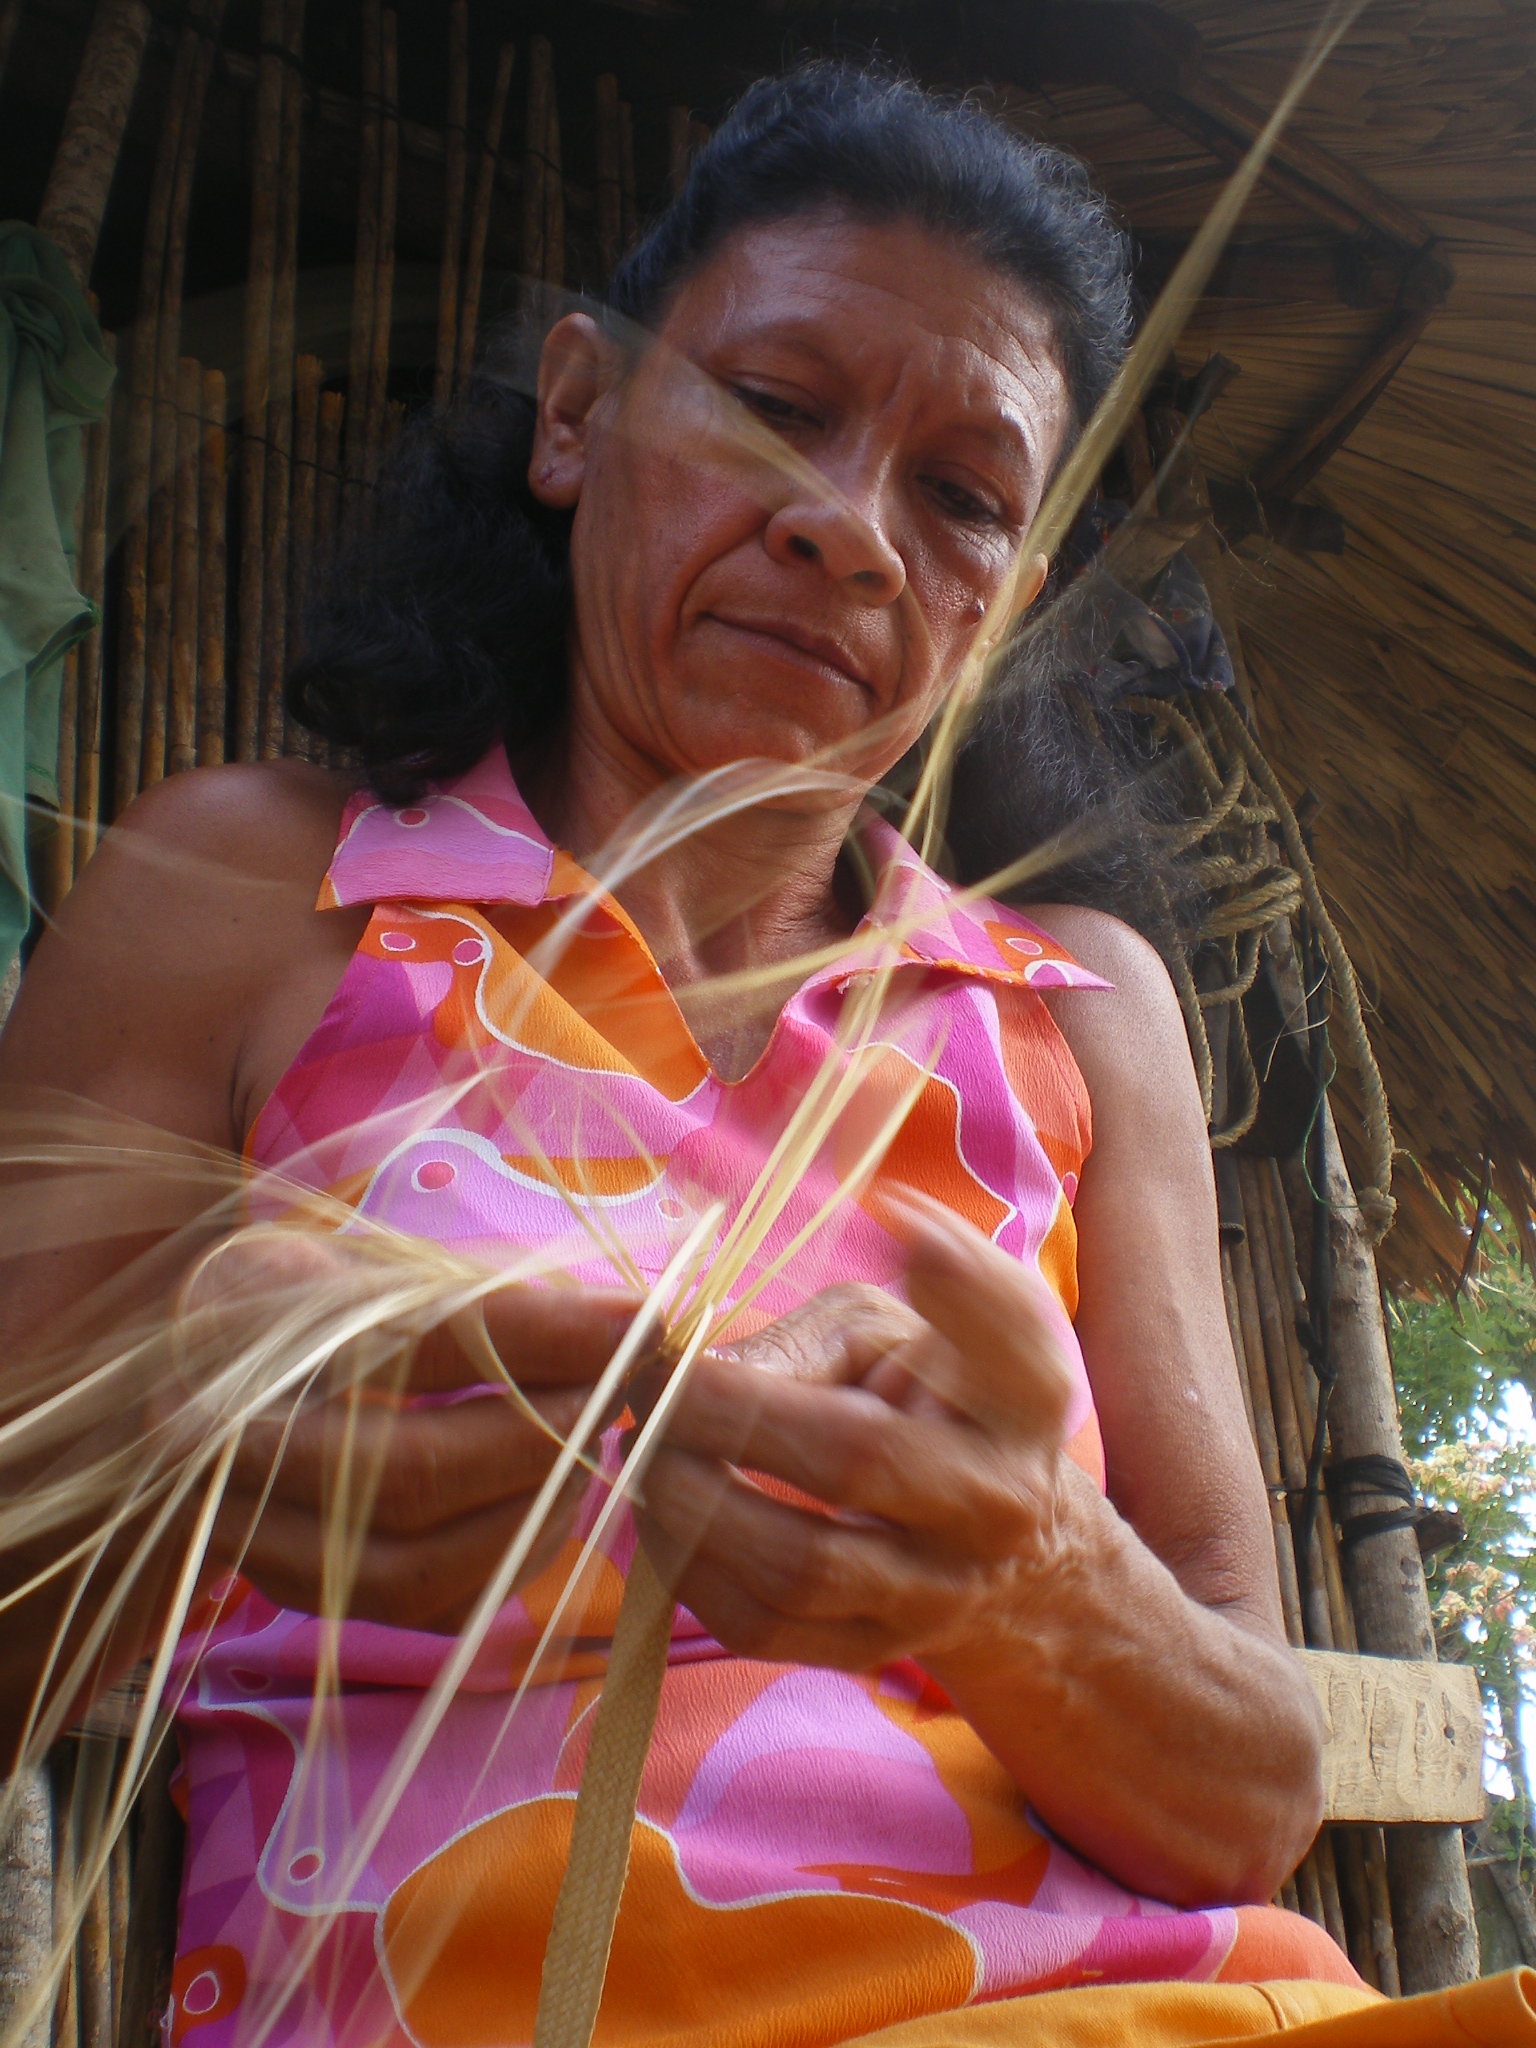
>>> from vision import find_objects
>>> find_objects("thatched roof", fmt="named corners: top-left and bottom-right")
top-left (964, 1), bottom-right (1536, 1289)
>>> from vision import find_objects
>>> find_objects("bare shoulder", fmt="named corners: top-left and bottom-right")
top-left (0, 761), bottom-right (362, 1146)
top-left (1011, 903), bottom-right (1192, 1103)
top-left (98, 757), bottom-right (358, 873)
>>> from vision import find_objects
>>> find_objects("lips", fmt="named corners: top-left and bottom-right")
top-left (704, 614), bottom-right (875, 694)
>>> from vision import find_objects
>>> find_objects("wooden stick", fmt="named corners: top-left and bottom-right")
top-left (115, 1743), bottom-right (183, 2048)
top-left (344, 0), bottom-right (381, 511)
top-left (1230, 1223), bottom-right (1307, 1648)
top-left (1240, 1157), bottom-right (1333, 1646)
top-left (73, 332), bottom-right (113, 871)
top-left (667, 105), bottom-right (689, 200)
top-left (314, 389), bottom-right (344, 764)
top-left (1220, 1244), bottom-right (1257, 1442)
top-left (145, 0), bottom-right (224, 785)
top-left (522, 36), bottom-right (552, 282)
top-left (594, 73), bottom-right (621, 282)
top-left (543, 93), bottom-right (563, 290)
top-left (1362, 1824), bottom-right (1403, 1997)
top-left (111, 3), bottom-right (198, 809)
top-left (51, 1746), bottom-right (78, 2048)
top-left (259, 0), bottom-right (307, 760)
top-left (285, 354), bottom-right (322, 755)
top-left (107, 1822), bottom-right (129, 2040)
top-left (1311, 1827), bottom-right (1350, 1957)
top-left (1256, 1158), bottom-right (1356, 1653)
top-left (362, 9), bottom-right (398, 493)
top-left (35, 0), bottom-right (153, 288)
top-left (195, 369), bottom-right (228, 766)
top-left (76, 1846), bottom-right (112, 2048)
top-left (1332, 1825), bottom-right (1383, 1990)
top-left (235, 0), bottom-right (286, 761)
top-left (456, 40), bottom-right (514, 391)
top-left (433, 0), bottom-right (468, 409)
top-left (0, 0), bottom-right (25, 99)
top-left (168, 357), bottom-right (202, 775)
top-left (618, 100), bottom-right (637, 251)
top-left (1294, 1843), bottom-right (1327, 1928)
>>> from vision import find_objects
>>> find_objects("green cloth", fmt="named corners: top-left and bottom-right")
top-left (0, 222), bottom-right (115, 979)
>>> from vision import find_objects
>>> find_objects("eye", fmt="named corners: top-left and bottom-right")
top-left (729, 383), bottom-right (817, 429)
top-left (923, 475), bottom-right (1006, 528)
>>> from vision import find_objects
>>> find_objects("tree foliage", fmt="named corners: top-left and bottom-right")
top-left (1390, 1205), bottom-right (1536, 1869)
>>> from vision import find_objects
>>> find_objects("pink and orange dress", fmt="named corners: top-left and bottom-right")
top-left (167, 748), bottom-right (1368, 2048)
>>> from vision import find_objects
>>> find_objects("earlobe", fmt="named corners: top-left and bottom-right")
top-left (528, 312), bottom-right (611, 509)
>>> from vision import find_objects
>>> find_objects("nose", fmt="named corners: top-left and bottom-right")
top-left (763, 481), bottom-right (906, 606)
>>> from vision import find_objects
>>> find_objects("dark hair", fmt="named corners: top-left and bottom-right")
top-left (289, 59), bottom-right (1137, 888)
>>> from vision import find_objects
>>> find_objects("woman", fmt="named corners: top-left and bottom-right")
top-left (3, 61), bottom-right (1524, 2048)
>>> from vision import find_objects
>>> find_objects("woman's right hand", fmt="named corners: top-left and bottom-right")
top-left (196, 1236), bottom-right (641, 1634)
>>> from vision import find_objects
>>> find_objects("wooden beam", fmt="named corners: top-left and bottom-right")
top-left (1255, 301), bottom-right (1437, 497)
top-left (1301, 1650), bottom-right (1486, 1826)
top-left (1012, 2), bottom-right (1433, 252)
top-left (1136, 234), bottom-right (1404, 310)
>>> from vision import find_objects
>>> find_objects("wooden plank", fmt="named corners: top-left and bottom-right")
top-left (1301, 1650), bottom-right (1486, 1826)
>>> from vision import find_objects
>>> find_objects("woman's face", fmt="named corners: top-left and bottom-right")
top-left (531, 210), bottom-right (1073, 793)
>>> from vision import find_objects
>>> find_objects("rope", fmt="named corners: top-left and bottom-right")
top-left (532, 1549), bottom-right (675, 2048)
top-left (1209, 693), bottom-right (1396, 1240)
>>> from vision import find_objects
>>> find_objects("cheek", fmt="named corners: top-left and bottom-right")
top-left (898, 543), bottom-right (1014, 698)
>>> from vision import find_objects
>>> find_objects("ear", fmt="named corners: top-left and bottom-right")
top-left (528, 313), bottom-right (614, 509)
top-left (1014, 551), bottom-right (1050, 614)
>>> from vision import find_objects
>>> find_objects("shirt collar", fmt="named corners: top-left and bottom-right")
top-left (319, 747), bottom-right (1109, 994)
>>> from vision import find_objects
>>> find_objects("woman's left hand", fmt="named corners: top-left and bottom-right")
top-left (637, 1193), bottom-right (1080, 1686)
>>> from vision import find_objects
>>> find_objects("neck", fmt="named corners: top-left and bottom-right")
top-left (514, 708), bottom-right (867, 1080)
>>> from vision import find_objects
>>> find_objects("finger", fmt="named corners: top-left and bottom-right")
top-left (230, 1384), bottom-right (597, 1532)
top-left (715, 1284), bottom-right (921, 1385)
top-left (214, 1470), bottom-right (588, 1633)
top-left (638, 1517), bottom-right (897, 1673)
top-left (660, 1355), bottom-right (1045, 1549)
top-left (423, 1283), bottom-right (643, 1394)
top-left (885, 1192), bottom-right (1075, 1443)
top-left (642, 1444), bottom-right (964, 1630)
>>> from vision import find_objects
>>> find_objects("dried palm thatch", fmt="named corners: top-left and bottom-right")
top-left (993, 0), bottom-right (1536, 1288)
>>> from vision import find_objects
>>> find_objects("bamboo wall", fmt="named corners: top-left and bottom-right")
top-left (4, 0), bottom-right (1481, 2034)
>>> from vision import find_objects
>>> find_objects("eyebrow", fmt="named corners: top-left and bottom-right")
top-left (709, 316), bottom-right (1044, 468)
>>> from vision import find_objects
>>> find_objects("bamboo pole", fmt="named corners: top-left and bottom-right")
top-left (594, 73), bottom-right (621, 282)
top-left (1362, 1825), bottom-right (1404, 1997)
top-left (667, 105), bottom-right (689, 200)
top-left (1311, 1828), bottom-right (1350, 1957)
top-left (259, 0), bottom-right (307, 760)
top-left (618, 101), bottom-right (637, 251)
top-left (1220, 1244), bottom-right (1257, 1443)
top-left (1333, 1825), bottom-right (1383, 1991)
top-left (76, 1842), bottom-right (111, 2048)
top-left (145, 0), bottom-right (224, 783)
top-left (522, 36), bottom-right (552, 283)
top-left (543, 94), bottom-right (564, 290)
top-left (344, 0), bottom-right (381, 513)
top-left (167, 356), bottom-right (201, 775)
top-left (115, 1743), bottom-right (182, 2048)
top-left (456, 41), bottom-right (514, 391)
top-left (50, 1746), bottom-right (78, 2048)
top-left (362, 9), bottom-right (398, 493)
top-left (1241, 1158), bottom-right (1333, 1648)
top-left (0, 0), bottom-right (24, 99)
top-left (315, 389), bottom-right (344, 768)
top-left (433, 0), bottom-right (468, 409)
top-left (35, 0), bottom-right (153, 288)
top-left (235, 0), bottom-right (286, 761)
top-left (286, 354), bottom-right (322, 756)
top-left (1230, 1222), bottom-right (1307, 1647)
top-left (107, 1827), bottom-right (129, 2042)
top-left (74, 335), bottom-right (113, 868)
top-left (1294, 1847), bottom-right (1327, 1931)
top-left (1309, 1103), bottom-right (1480, 1988)
top-left (195, 369), bottom-right (228, 766)
top-left (110, 4), bottom-right (199, 809)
